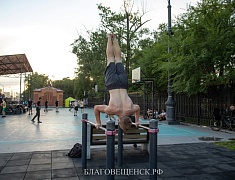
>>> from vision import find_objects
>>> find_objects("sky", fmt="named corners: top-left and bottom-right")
top-left (0, 0), bottom-right (199, 93)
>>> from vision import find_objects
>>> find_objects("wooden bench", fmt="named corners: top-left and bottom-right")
top-left (85, 123), bottom-right (150, 159)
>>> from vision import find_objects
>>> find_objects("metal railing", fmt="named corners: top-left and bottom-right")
top-left (81, 113), bottom-right (159, 180)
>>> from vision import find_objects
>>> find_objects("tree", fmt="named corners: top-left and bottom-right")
top-left (164, 0), bottom-right (235, 95)
top-left (71, 2), bottom-right (152, 98)
top-left (23, 72), bottom-right (50, 100)
top-left (133, 26), bottom-right (170, 92)
top-left (98, 2), bottom-right (151, 76)
top-left (71, 30), bottom-right (107, 99)
top-left (52, 78), bottom-right (75, 99)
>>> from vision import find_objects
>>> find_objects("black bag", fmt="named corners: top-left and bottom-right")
top-left (67, 143), bottom-right (82, 158)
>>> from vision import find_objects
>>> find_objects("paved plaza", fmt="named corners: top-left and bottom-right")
top-left (0, 107), bottom-right (235, 179)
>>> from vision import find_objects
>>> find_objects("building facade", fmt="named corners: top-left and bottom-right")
top-left (33, 87), bottom-right (64, 107)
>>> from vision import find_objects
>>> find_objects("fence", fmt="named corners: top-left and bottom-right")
top-left (87, 84), bottom-right (235, 126)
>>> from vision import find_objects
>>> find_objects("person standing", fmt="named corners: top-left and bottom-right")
top-left (2, 98), bottom-right (6, 118)
top-left (31, 97), bottom-right (42, 123)
top-left (0, 93), bottom-right (3, 103)
top-left (73, 100), bottom-right (79, 116)
top-left (69, 101), bottom-right (73, 111)
top-left (44, 99), bottom-right (48, 112)
top-left (79, 100), bottom-right (84, 113)
top-left (28, 98), bottom-right (33, 115)
top-left (0, 93), bottom-right (3, 115)
top-left (55, 100), bottom-right (59, 112)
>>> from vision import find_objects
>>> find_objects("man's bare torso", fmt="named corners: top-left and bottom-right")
top-left (105, 89), bottom-right (135, 116)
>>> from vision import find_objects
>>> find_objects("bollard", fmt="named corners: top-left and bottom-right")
top-left (106, 120), bottom-right (116, 180)
top-left (117, 125), bottom-right (123, 167)
top-left (82, 113), bottom-right (88, 170)
top-left (149, 119), bottom-right (158, 180)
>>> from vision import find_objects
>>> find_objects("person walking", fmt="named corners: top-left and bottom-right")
top-left (31, 97), bottom-right (42, 123)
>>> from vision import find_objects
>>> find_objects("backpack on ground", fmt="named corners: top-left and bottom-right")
top-left (67, 143), bottom-right (82, 158)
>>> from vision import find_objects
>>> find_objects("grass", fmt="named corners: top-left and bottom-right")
top-left (214, 140), bottom-right (235, 151)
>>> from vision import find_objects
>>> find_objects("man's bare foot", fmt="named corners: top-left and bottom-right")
top-left (107, 33), bottom-right (112, 38)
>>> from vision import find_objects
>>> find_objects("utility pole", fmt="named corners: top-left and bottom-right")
top-left (165, 0), bottom-right (179, 124)
top-left (124, 0), bottom-right (131, 77)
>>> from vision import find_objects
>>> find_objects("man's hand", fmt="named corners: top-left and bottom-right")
top-left (132, 122), bottom-right (139, 128)
top-left (95, 123), bottom-right (102, 129)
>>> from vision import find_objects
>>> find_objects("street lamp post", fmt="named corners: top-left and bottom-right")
top-left (165, 0), bottom-right (179, 124)
top-left (124, 0), bottom-right (131, 76)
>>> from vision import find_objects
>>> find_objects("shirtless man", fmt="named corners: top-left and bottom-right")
top-left (94, 34), bottom-right (140, 130)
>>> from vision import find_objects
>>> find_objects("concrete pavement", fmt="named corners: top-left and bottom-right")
top-left (0, 107), bottom-right (235, 179)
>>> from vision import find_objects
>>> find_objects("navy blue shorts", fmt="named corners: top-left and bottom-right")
top-left (105, 62), bottom-right (128, 91)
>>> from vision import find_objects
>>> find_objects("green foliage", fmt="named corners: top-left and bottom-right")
top-left (214, 140), bottom-right (235, 151)
top-left (70, 0), bottom-right (235, 98)
top-left (168, 0), bottom-right (235, 95)
top-left (131, 24), bottom-right (171, 93)
top-left (23, 72), bottom-right (50, 100)
top-left (71, 30), bottom-right (106, 99)
top-left (71, 2), bottom-right (153, 96)
top-left (52, 78), bottom-right (75, 99)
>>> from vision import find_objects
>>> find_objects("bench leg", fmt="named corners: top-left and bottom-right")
top-left (141, 143), bottom-right (148, 151)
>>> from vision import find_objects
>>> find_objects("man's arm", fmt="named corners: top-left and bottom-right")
top-left (94, 105), bottom-right (108, 128)
top-left (133, 104), bottom-right (140, 124)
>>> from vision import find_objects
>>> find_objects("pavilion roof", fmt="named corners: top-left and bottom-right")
top-left (0, 54), bottom-right (33, 76)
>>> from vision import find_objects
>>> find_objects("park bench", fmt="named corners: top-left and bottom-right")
top-left (85, 122), bottom-right (150, 159)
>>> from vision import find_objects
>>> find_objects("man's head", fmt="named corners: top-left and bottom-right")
top-left (118, 116), bottom-right (132, 131)
top-left (230, 105), bottom-right (235, 111)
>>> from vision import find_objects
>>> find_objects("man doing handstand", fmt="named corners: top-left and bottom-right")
top-left (94, 34), bottom-right (140, 130)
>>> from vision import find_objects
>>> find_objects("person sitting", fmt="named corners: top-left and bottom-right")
top-left (230, 105), bottom-right (235, 117)
top-left (147, 108), bottom-right (153, 118)
top-left (158, 109), bottom-right (166, 121)
top-left (94, 34), bottom-right (140, 130)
